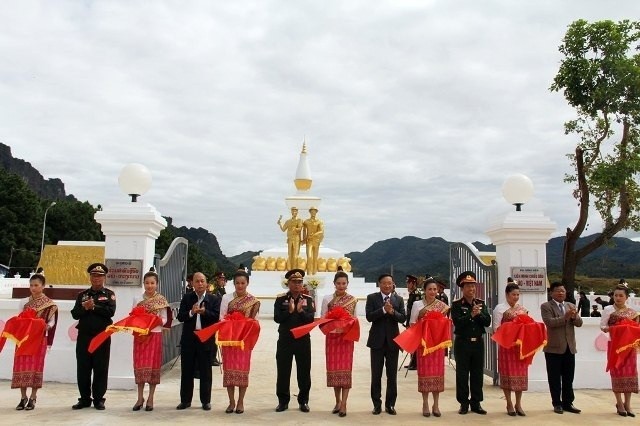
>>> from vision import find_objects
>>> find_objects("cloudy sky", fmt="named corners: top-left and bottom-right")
top-left (1, 1), bottom-right (639, 257)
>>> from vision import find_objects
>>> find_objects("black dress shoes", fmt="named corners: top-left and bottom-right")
top-left (176, 402), bottom-right (191, 410)
top-left (275, 403), bottom-right (288, 412)
top-left (299, 403), bottom-right (310, 412)
top-left (94, 401), bottom-right (105, 410)
top-left (72, 401), bottom-right (92, 410)
top-left (372, 406), bottom-right (382, 415)
top-left (385, 406), bottom-right (397, 415)
top-left (563, 404), bottom-right (581, 414)
top-left (471, 405), bottom-right (487, 415)
top-left (553, 405), bottom-right (564, 414)
top-left (202, 403), bottom-right (211, 411)
top-left (458, 405), bottom-right (469, 414)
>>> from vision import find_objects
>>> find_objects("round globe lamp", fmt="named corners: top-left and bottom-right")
top-left (118, 163), bottom-right (152, 202)
top-left (502, 174), bottom-right (534, 211)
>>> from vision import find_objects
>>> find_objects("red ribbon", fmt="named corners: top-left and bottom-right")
top-left (195, 311), bottom-right (260, 351)
top-left (607, 319), bottom-right (640, 372)
top-left (491, 314), bottom-right (547, 365)
top-left (290, 306), bottom-right (360, 342)
top-left (0, 309), bottom-right (46, 355)
top-left (88, 307), bottom-right (162, 353)
top-left (394, 311), bottom-right (452, 355)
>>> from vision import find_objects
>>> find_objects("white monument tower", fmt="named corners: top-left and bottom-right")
top-left (249, 140), bottom-right (372, 315)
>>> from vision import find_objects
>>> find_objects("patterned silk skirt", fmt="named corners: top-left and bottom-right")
top-left (609, 343), bottom-right (639, 393)
top-left (417, 348), bottom-right (445, 393)
top-left (133, 332), bottom-right (162, 385)
top-left (222, 346), bottom-right (252, 387)
top-left (498, 346), bottom-right (528, 391)
top-left (12, 337), bottom-right (47, 389)
top-left (325, 333), bottom-right (354, 388)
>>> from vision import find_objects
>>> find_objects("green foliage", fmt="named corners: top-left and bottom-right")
top-left (550, 19), bottom-right (640, 289)
top-left (0, 168), bottom-right (42, 270)
top-left (45, 200), bottom-right (103, 243)
top-left (0, 168), bottom-right (103, 275)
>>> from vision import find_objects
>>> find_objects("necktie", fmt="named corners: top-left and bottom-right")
top-left (559, 303), bottom-right (564, 315)
top-left (196, 294), bottom-right (205, 330)
top-left (384, 295), bottom-right (390, 303)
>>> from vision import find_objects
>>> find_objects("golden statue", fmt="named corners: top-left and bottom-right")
top-left (277, 207), bottom-right (303, 269)
top-left (302, 207), bottom-right (324, 275)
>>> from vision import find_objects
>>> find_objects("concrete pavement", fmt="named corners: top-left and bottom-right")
top-left (0, 315), bottom-right (630, 425)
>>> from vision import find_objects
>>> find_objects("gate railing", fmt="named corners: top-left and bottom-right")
top-left (449, 242), bottom-right (499, 385)
top-left (154, 237), bottom-right (188, 367)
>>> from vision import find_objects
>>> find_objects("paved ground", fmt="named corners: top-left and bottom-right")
top-left (0, 315), bottom-right (631, 425)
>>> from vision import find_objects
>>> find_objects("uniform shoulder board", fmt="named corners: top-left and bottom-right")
top-left (276, 292), bottom-right (287, 298)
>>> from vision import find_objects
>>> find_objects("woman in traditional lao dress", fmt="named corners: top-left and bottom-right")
top-left (320, 271), bottom-right (358, 417)
top-left (492, 282), bottom-right (529, 416)
top-left (600, 284), bottom-right (639, 417)
top-left (13, 273), bottom-right (58, 411)
top-left (131, 270), bottom-right (169, 411)
top-left (409, 278), bottom-right (449, 417)
top-left (219, 270), bottom-right (260, 414)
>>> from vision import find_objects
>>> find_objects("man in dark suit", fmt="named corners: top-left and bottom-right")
top-left (541, 281), bottom-right (583, 415)
top-left (366, 274), bottom-right (406, 415)
top-left (274, 268), bottom-right (316, 413)
top-left (176, 272), bottom-right (220, 411)
top-left (450, 271), bottom-right (491, 415)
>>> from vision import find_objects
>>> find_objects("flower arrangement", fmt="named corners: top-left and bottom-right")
top-left (306, 279), bottom-right (320, 290)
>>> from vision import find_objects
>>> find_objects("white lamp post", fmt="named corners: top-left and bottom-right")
top-left (502, 174), bottom-right (534, 211)
top-left (40, 201), bottom-right (57, 255)
top-left (118, 163), bottom-right (152, 202)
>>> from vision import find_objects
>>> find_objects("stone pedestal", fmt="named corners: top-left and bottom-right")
top-left (94, 202), bottom-right (167, 389)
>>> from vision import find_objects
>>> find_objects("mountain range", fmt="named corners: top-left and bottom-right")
top-left (3, 142), bottom-right (639, 283)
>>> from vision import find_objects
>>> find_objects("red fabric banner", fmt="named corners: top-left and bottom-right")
top-left (290, 306), bottom-right (360, 342)
top-left (607, 319), bottom-right (640, 372)
top-left (194, 311), bottom-right (260, 351)
top-left (491, 314), bottom-right (547, 365)
top-left (0, 308), bottom-right (46, 356)
top-left (394, 311), bottom-right (452, 355)
top-left (88, 306), bottom-right (162, 353)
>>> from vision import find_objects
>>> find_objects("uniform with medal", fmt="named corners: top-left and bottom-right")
top-left (450, 271), bottom-right (491, 415)
top-left (70, 263), bottom-right (116, 410)
top-left (274, 269), bottom-right (315, 412)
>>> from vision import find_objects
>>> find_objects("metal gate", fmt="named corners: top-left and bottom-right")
top-left (449, 242), bottom-right (499, 385)
top-left (154, 237), bottom-right (188, 367)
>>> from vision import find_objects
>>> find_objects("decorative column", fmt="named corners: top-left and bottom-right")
top-left (93, 164), bottom-right (167, 389)
top-left (485, 174), bottom-right (556, 391)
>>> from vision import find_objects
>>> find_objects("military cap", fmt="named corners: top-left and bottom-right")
top-left (309, 206), bottom-right (318, 212)
top-left (285, 268), bottom-right (305, 281)
top-left (406, 274), bottom-right (418, 283)
top-left (456, 271), bottom-right (477, 287)
top-left (87, 262), bottom-right (108, 275)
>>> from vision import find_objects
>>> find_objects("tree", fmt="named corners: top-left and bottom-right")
top-left (0, 168), bottom-right (43, 274)
top-left (550, 19), bottom-right (640, 296)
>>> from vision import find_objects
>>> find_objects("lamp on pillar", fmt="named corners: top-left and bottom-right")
top-left (502, 174), bottom-right (534, 211)
top-left (118, 163), bottom-right (152, 202)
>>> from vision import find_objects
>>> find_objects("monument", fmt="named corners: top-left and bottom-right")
top-left (249, 140), bottom-right (373, 315)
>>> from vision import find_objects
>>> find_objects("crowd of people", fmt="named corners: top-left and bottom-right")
top-left (2, 265), bottom-right (638, 419)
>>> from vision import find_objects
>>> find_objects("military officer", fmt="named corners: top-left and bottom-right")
top-left (450, 271), bottom-right (491, 415)
top-left (70, 263), bottom-right (116, 410)
top-left (274, 268), bottom-right (315, 413)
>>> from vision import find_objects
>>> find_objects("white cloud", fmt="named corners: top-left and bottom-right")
top-left (1, 0), bottom-right (639, 256)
